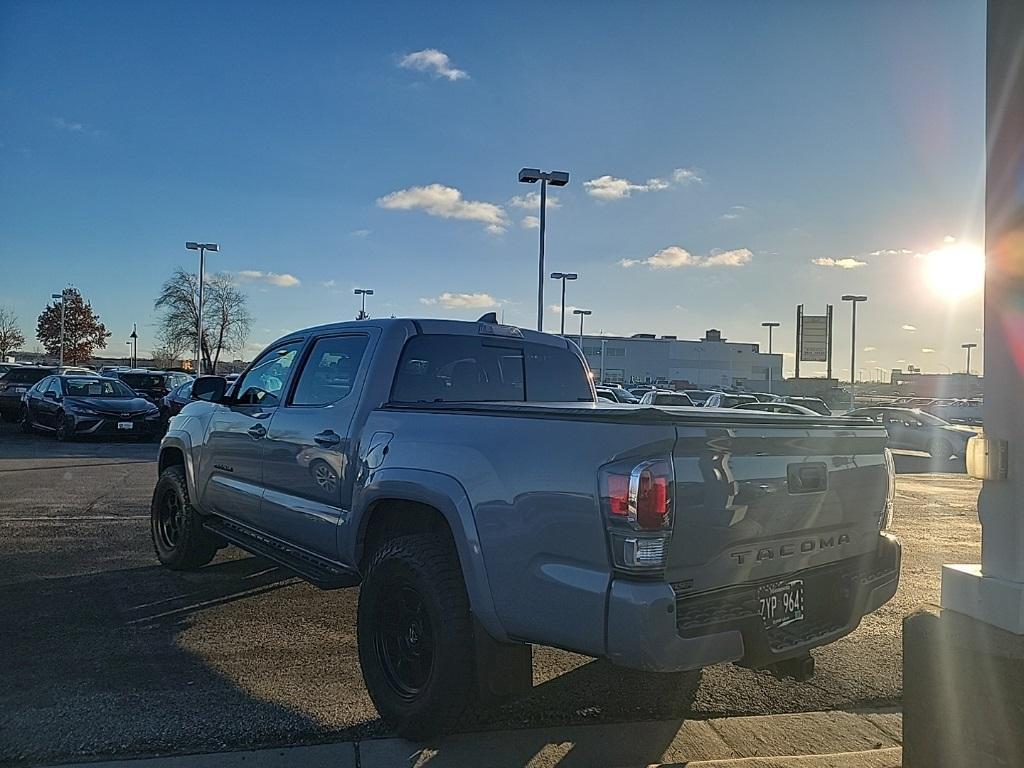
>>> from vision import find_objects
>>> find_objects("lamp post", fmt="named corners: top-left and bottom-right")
top-left (841, 294), bottom-right (868, 411)
top-left (129, 324), bottom-right (138, 369)
top-left (50, 291), bottom-right (67, 367)
top-left (962, 342), bottom-right (978, 374)
top-left (550, 272), bottom-right (578, 335)
top-left (185, 242), bottom-right (219, 375)
top-left (573, 308), bottom-right (591, 350)
top-left (519, 168), bottom-right (570, 332)
top-left (762, 321), bottom-right (780, 393)
top-left (354, 288), bottom-right (374, 320)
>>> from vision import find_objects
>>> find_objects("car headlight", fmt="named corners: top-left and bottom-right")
top-left (68, 406), bottom-right (99, 416)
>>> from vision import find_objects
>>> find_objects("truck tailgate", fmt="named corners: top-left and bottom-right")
top-left (667, 423), bottom-right (889, 594)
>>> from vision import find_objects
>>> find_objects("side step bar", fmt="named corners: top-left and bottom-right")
top-left (205, 516), bottom-right (360, 590)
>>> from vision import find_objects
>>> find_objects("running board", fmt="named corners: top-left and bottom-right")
top-left (204, 516), bottom-right (360, 589)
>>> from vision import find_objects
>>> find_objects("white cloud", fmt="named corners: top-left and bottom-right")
top-left (350, 229), bottom-right (371, 238)
top-left (377, 183), bottom-right (508, 233)
top-left (52, 116), bottom-right (101, 136)
top-left (863, 346), bottom-right (877, 352)
top-left (237, 270), bottom-right (300, 287)
top-left (621, 245), bottom-right (752, 270)
top-left (583, 166), bottom-right (703, 201)
top-left (902, 324), bottom-right (917, 332)
top-left (869, 248), bottom-right (914, 256)
top-left (420, 292), bottom-right (498, 309)
top-left (322, 279), bottom-right (337, 288)
top-left (508, 191), bottom-right (560, 210)
top-left (549, 304), bottom-right (584, 314)
top-left (921, 348), bottom-right (936, 353)
top-left (672, 167), bottom-right (704, 185)
top-left (720, 205), bottom-right (748, 221)
top-left (521, 215), bottom-right (539, 229)
top-left (398, 49), bottom-right (468, 81)
top-left (812, 257), bottom-right (867, 269)
top-left (943, 235), bottom-right (957, 243)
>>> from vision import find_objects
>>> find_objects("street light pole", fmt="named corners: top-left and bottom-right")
top-left (354, 288), bottom-right (374, 320)
top-left (762, 321), bottom-right (780, 393)
top-left (519, 168), bottom-right (570, 332)
top-left (51, 292), bottom-right (67, 367)
top-left (130, 324), bottom-right (138, 369)
top-left (573, 308), bottom-right (591, 350)
top-left (550, 272), bottom-right (578, 335)
top-left (186, 242), bottom-right (219, 375)
top-left (962, 342), bottom-right (978, 374)
top-left (841, 295), bottom-right (868, 411)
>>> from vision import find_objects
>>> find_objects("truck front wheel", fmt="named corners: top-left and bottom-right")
top-left (151, 465), bottom-right (220, 570)
top-left (357, 533), bottom-right (476, 740)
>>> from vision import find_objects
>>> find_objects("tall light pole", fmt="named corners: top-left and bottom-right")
top-left (550, 272), bottom-right (578, 335)
top-left (354, 288), bottom-right (374, 320)
top-left (841, 294), bottom-right (868, 411)
top-left (962, 342), bottom-right (978, 374)
top-left (50, 291), bottom-right (67, 367)
top-left (185, 242), bottom-right (219, 375)
top-left (573, 308), bottom-right (591, 350)
top-left (129, 324), bottom-right (138, 368)
top-left (519, 168), bottom-right (570, 332)
top-left (762, 321), bottom-right (780, 393)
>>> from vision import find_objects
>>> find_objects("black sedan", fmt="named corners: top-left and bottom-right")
top-left (22, 375), bottom-right (162, 440)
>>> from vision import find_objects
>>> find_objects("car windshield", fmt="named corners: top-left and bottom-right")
top-left (2, 368), bottom-right (53, 384)
top-left (119, 374), bottom-right (165, 389)
top-left (63, 378), bottom-right (135, 398)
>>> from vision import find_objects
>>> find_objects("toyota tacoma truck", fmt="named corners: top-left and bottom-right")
top-left (151, 316), bottom-right (900, 738)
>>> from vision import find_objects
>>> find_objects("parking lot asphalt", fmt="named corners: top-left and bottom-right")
top-left (0, 422), bottom-right (983, 765)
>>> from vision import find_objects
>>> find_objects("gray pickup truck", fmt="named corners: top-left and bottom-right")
top-left (151, 316), bottom-right (900, 738)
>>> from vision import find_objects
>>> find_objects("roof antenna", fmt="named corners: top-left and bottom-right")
top-left (477, 312), bottom-right (498, 324)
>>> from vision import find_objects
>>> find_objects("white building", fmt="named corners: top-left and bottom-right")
top-left (578, 328), bottom-right (783, 390)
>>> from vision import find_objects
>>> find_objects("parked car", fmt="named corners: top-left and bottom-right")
top-left (682, 389), bottom-right (717, 406)
top-left (734, 401), bottom-right (820, 416)
top-left (0, 363), bottom-right (22, 377)
top-left (0, 366), bottom-right (58, 421)
top-left (847, 407), bottom-right (975, 459)
top-left (627, 385), bottom-right (655, 398)
top-left (703, 391), bottom-right (760, 408)
top-left (152, 316), bottom-right (899, 739)
top-left (115, 370), bottom-right (193, 403)
top-left (925, 398), bottom-right (983, 425)
top-left (22, 374), bottom-right (162, 440)
top-left (597, 384), bottom-right (640, 403)
top-left (749, 392), bottom-right (782, 403)
top-left (783, 396), bottom-right (832, 416)
top-left (639, 389), bottom-right (695, 406)
top-left (159, 378), bottom-right (202, 422)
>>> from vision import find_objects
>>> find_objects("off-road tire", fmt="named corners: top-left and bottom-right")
top-left (151, 465), bottom-right (220, 570)
top-left (357, 533), bottom-right (476, 740)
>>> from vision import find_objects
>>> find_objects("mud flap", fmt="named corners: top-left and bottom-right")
top-left (474, 618), bottom-right (533, 706)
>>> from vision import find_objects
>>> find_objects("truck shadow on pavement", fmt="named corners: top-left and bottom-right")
top-left (0, 555), bottom-right (324, 765)
top-left (893, 451), bottom-right (967, 475)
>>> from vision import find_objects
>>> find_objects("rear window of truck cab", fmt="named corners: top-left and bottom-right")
top-left (390, 334), bottom-right (594, 403)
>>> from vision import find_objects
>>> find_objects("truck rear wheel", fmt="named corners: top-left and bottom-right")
top-left (151, 465), bottom-right (220, 570)
top-left (357, 533), bottom-right (476, 740)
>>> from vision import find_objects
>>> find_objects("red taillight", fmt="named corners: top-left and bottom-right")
top-left (600, 458), bottom-right (673, 531)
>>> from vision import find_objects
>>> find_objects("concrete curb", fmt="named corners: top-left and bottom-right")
top-left (47, 710), bottom-right (902, 768)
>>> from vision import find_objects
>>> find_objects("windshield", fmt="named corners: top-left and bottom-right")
top-left (63, 378), bottom-right (136, 398)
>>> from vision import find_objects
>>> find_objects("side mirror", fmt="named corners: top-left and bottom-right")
top-left (44, 390), bottom-right (58, 400)
top-left (191, 376), bottom-right (227, 403)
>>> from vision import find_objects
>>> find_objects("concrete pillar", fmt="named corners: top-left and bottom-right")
top-left (940, 0), bottom-right (1024, 634)
top-left (904, 3), bottom-right (1024, 765)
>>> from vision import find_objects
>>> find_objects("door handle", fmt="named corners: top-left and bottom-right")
top-left (247, 424), bottom-right (267, 439)
top-left (313, 430), bottom-right (342, 448)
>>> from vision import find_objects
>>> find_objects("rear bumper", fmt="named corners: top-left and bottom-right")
top-left (605, 533), bottom-right (901, 672)
top-left (0, 393), bottom-right (25, 415)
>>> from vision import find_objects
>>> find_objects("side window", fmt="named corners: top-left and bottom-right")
top-left (290, 335), bottom-right (369, 406)
top-left (179, 380), bottom-right (193, 399)
top-left (233, 341), bottom-right (304, 407)
top-left (46, 378), bottom-right (62, 397)
top-left (30, 377), bottom-right (51, 395)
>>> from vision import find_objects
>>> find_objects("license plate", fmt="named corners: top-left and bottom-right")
top-left (758, 579), bottom-right (805, 629)
top-left (13, 387), bottom-right (26, 393)
top-left (117, 421), bottom-right (134, 430)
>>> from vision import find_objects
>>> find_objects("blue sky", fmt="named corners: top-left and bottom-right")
top-left (0, 0), bottom-right (986, 376)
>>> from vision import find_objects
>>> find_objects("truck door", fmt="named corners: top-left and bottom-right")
top-left (260, 331), bottom-right (373, 558)
top-left (197, 339), bottom-right (304, 529)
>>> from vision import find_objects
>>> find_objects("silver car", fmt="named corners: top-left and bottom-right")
top-left (847, 407), bottom-right (975, 459)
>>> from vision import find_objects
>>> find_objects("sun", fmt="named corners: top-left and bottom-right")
top-left (923, 241), bottom-right (985, 300)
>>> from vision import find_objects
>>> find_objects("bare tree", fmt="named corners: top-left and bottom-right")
top-left (0, 306), bottom-right (26, 358)
top-left (154, 269), bottom-right (252, 373)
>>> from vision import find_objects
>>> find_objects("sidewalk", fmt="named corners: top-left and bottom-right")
top-left (53, 709), bottom-right (903, 768)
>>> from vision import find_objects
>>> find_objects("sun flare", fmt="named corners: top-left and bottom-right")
top-left (923, 241), bottom-right (985, 300)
